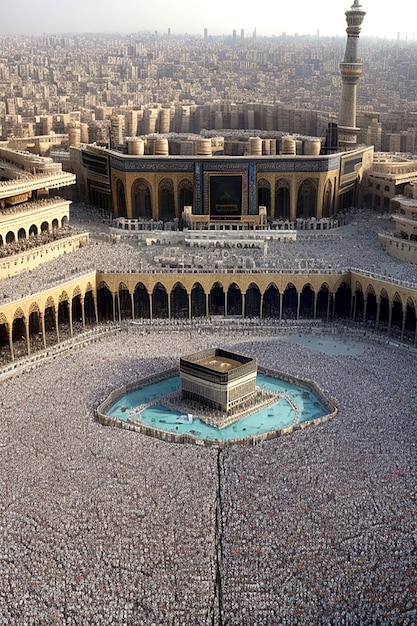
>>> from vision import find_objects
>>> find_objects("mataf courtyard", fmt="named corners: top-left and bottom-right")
top-left (0, 321), bottom-right (415, 625)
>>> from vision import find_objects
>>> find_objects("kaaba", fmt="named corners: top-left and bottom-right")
top-left (180, 348), bottom-right (257, 414)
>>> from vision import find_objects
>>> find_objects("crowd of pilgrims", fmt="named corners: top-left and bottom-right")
top-left (0, 207), bottom-right (416, 305)
top-left (0, 321), bottom-right (415, 624)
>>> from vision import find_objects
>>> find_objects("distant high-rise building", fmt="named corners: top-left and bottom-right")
top-left (338, 0), bottom-right (366, 150)
top-left (204, 28), bottom-right (208, 39)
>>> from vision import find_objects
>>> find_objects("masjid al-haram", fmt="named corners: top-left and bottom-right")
top-left (0, 1), bottom-right (417, 623)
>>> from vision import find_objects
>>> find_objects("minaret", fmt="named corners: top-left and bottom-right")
top-left (338, 0), bottom-right (366, 150)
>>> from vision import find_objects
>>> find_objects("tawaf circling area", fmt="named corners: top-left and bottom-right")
top-left (96, 348), bottom-right (337, 445)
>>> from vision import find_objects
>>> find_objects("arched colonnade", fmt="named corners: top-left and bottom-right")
top-left (1, 270), bottom-right (416, 364)
top-left (0, 200), bottom-right (70, 247)
top-left (112, 171), bottom-right (339, 222)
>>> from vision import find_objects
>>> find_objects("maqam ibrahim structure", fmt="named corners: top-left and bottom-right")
top-left (338, 0), bottom-right (366, 150)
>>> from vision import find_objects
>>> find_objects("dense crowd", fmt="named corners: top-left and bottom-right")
top-left (0, 228), bottom-right (78, 260)
top-left (0, 323), bottom-right (416, 624)
top-left (0, 207), bottom-right (416, 304)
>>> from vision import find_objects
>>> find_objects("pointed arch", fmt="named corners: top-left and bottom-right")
top-left (282, 283), bottom-right (298, 319)
top-left (316, 283), bottom-right (330, 319)
top-left (274, 178), bottom-right (290, 220)
top-left (116, 281), bottom-right (132, 321)
top-left (152, 282), bottom-right (169, 319)
top-left (179, 178), bottom-right (193, 214)
top-left (246, 283), bottom-right (261, 318)
top-left (158, 178), bottom-right (175, 221)
top-left (322, 179), bottom-right (333, 218)
top-left (132, 178), bottom-right (152, 219)
top-left (171, 282), bottom-right (188, 319)
top-left (191, 282), bottom-right (205, 318)
top-left (134, 282), bottom-right (150, 319)
top-left (334, 281), bottom-right (351, 318)
top-left (97, 282), bottom-right (113, 322)
top-left (257, 178), bottom-right (271, 214)
top-left (297, 179), bottom-right (317, 219)
top-left (116, 179), bottom-right (127, 218)
top-left (227, 283), bottom-right (242, 316)
top-left (209, 282), bottom-right (225, 316)
top-left (262, 283), bottom-right (280, 318)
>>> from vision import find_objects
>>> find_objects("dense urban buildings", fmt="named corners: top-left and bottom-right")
top-left (0, 2), bottom-right (416, 624)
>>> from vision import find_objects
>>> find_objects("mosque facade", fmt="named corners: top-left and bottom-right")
top-left (73, 141), bottom-right (374, 224)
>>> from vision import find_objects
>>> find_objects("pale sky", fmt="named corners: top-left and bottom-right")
top-left (1, 0), bottom-right (416, 41)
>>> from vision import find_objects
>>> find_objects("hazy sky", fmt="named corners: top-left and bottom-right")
top-left (1, 0), bottom-right (416, 41)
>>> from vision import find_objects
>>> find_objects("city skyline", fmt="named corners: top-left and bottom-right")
top-left (1, 0), bottom-right (416, 41)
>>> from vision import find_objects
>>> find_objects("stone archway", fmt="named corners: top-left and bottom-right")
top-left (227, 283), bottom-right (242, 316)
top-left (152, 282), bottom-right (169, 319)
top-left (158, 178), bottom-right (175, 222)
top-left (246, 283), bottom-right (261, 318)
top-left (134, 282), bottom-right (150, 319)
top-left (282, 283), bottom-right (298, 319)
top-left (116, 179), bottom-right (127, 218)
top-left (179, 179), bottom-right (193, 214)
top-left (118, 282), bottom-right (132, 320)
top-left (274, 179), bottom-right (290, 220)
top-left (322, 180), bottom-right (333, 218)
top-left (262, 284), bottom-right (280, 318)
top-left (171, 283), bottom-right (188, 319)
top-left (209, 283), bottom-right (225, 316)
top-left (257, 179), bottom-right (271, 214)
top-left (297, 179), bottom-right (317, 219)
top-left (300, 284), bottom-right (314, 318)
top-left (132, 179), bottom-right (152, 219)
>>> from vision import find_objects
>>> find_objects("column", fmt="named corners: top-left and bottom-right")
top-left (363, 294), bottom-right (368, 324)
top-left (8, 324), bottom-right (14, 362)
top-left (80, 297), bottom-right (86, 330)
top-left (174, 181), bottom-right (180, 220)
top-left (168, 292), bottom-right (171, 320)
top-left (93, 292), bottom-right (99, 326)
top-left (270, 184), bottom-right (275, 220)
top-left (125, 179), bottom-right (133, 220)
top-left (290, 177), bottom-right (297, 222)
top-left (149, 291), bottom-right (153, 321)
top-left (351, 293), bottom-right (356, 321)
top-left (296, 291), bottom-right (301, 320)
top-left (401, 309), bottom-right (406, 342)
top-left (387, 304), bottom-right (392, 336)
top-left (241, 292), bottom-right (246, 319)
top-left (68, 301), bottom-right (73, 338)
top-left (205, 292), bottom-right (209, 318)
top-left (316, 177), bottom-right (324, 220)
top-left (313, 291), bottom-right (318, 319)
top-left (259, 293), bottom-right (264, 320)
top-left (224, 290), bottom-right (228, 317)
top-left (55, 307), bottom-right (60, 343)
top-left (131, 292), bottom-right (135, 321)
top-left (375, 298), bottom-right (380, 331)
top-left (25, 318), bottom-right (31, 356)
top-left (188, 292), bottom-right (192, 320)
top-left (40, 312), bottom-right (47, 349)
top-left (112, 294), bottom-right (117, 323)
top-left (279, 292), bottom-right (283, 321)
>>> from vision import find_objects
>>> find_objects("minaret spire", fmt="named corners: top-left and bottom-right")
top-left (338, 0), bottom-right (366, 150)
